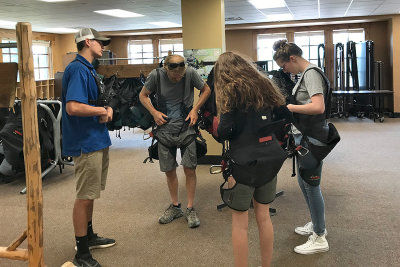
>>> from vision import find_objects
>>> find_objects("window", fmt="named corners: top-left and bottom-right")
top-left (1, 40), bottom-right (18, 63)
top-left (2, 39), bottom-right (53, 81)
top-left (159, 38), bottom-right (183, 61)
top-left (128, 40), bottom-right (154, 64)
top-left (333, 29), bottom-right (365, 88)
top-left (32, 41), bottom-right (52, 80)
top-left (294, 31), bottom-right (325, 66)
top-left (332, 29), bottom-right (365, 45)
top-left (257, 33), bottom-right (286, 71)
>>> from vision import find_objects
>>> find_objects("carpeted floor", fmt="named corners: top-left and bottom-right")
top-left (1, 117), bottom-right (400, 267)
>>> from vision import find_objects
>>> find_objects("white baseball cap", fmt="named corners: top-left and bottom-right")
top-left (75, 28), bottom-right (110, 46)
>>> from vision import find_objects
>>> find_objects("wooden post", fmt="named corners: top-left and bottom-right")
top-left (324, 29), bottom-right (334, 86)
top-left (7, 230), bottom-right (28, 252)
top-left (16, 22), bottom-right (45, 267)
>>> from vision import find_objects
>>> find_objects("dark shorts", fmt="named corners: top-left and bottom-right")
top-left (222, 176), bottom-right (277, 211)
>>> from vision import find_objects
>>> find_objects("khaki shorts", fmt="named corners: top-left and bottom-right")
top-left (72, 147), bottom-right (109, 200)
top-left (222, 176), bottom-right (277, 211)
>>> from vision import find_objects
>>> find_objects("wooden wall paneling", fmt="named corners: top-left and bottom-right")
top-left (324, 29), bottom-right (334, 86)
top-left (152, 38), bottom-right (159, 64)
top-left (286, 31), bottom-right (294, 42)
top-left (0, 63), bottom-right (18, 108)
top-left (252, 32), bottom-right (257, 60)
top-left (96, 63), bottom-right (159, 78)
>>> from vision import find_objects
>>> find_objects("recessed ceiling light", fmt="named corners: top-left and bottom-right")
top-left (46, 28), bottom-right (79, 33)
top-left (249, 0), bottom-right (286, 9)
top-left (39, 0), bottom-right (76, 2)
top-left (265, 13), bottom-right (293, 21)
top-left (149, 21), bottom-right (181, 27)
top-left (0, 20), bottom-right (16, 26)
top-left (94, 9), bottom-right (144, 18)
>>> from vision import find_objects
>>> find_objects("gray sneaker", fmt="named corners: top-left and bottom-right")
top-left (159, 203), bottom-right (184, 224)
top-left (185, 207), bottom-right (200, 228)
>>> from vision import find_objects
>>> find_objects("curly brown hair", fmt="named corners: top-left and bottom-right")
top-left (214, 51), bottom-right (285, 114)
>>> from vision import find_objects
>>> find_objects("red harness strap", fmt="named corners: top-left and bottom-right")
top-left (259, 136), bottom-right (272, 143)
top-left (295, 145), bottom-right (303, 151)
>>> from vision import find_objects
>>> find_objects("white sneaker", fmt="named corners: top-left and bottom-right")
top-left (295, 222), bottom-right (328, 236)
top-left (295, 222), bottom-right (313, 236)
top-left (294, 232), bottom-right (329, 255)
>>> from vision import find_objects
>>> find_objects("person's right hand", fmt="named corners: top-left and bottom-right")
top-left (99, 107), bottom-right (109, 123)
top-left (153, 111), bottom-right (168, 126)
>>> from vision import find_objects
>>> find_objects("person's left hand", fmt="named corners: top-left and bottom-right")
top-left (185, 109), bottom-right (198, 127)
top-left (287, 104), bottom-right (295, 112)
top-left (106, 106), bottom-right (113, 122)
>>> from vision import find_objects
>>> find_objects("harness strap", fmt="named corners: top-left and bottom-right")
top-left (259, 136), bottom-right (272, 143)
top-left (73, 59), bottom-right (105, 106)
top-left (292, 156), bottom-right (296, 177)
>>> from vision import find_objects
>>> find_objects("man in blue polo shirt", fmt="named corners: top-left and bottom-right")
top-left (62, 28), bottom-right (115, 267)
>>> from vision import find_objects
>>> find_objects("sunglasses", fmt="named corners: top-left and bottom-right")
top-left (168, 62), bottom-right (185, 69)
top-left (91, 39), bottom-right (104, 46)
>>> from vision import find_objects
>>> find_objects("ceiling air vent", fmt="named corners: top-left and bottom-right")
top-left (225, 17), bottom-right (243, 21)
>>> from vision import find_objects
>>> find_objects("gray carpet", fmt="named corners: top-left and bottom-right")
top-left (1, 117), bottom-right (400, 267)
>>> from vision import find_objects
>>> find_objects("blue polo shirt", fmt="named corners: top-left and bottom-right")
top-left (61, 54), bottom-right (111, 156)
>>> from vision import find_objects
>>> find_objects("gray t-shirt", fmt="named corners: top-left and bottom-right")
top-left (144, 66), bottom-right (205, 134)
top-left (144, 66), bottom-right (205, 120)
top-left (292, 64), bottom-right (327, 135)
top-left (292, 63), bottom-right (326, 105)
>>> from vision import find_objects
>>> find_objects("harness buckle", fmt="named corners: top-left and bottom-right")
top-left (296, 145), bottom-right (309, 156)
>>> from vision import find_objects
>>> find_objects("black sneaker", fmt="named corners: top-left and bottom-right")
top-left (75, 234), bottom-right (116, 251)
top-left (73, 253), bottom-right (102, 267)
top-left (88, 234), bottom-right (116, 250)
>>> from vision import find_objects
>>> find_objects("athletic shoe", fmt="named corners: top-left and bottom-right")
top-left (88, 234), bottom-right (116, 250)
top-left (294, 232), bottom-right (329, 255)
top-left (295, 222), bottom-right (314, 236)
top-left (75, 234), bottom-right (116, 251)
top-left (73, 253), bottom-right (101, 267)
top-left (185, 207), bottom-right (200, 228)
top-left (158, 203), bottom-right (184, 224)
top-left (295, 222), bottom-right (328, 236)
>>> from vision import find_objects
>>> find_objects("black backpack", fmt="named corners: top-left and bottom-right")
top-left (104, 74), bottom-right (156, 131)
top-left (0, 103), bottom-right (55, 181)
top-left (198, 67), bottom-right (220, 142)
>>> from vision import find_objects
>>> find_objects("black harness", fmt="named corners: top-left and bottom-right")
top-left (220, 109), bottom-right (288, 187)
top-left (143, 68), bottom-right (207, 163)
top-left (73, 59), bottom-right (116, 107)
top-left (289, 67), bottom-right (340, 185)
top-left (290, 67), bottom-right (332, 141)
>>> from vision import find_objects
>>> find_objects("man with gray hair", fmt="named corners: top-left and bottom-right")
top-left (140, 54), bottom-right (211, 228)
